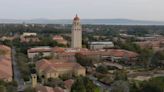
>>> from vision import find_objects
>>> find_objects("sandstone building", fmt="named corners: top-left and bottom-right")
top-left (36, 59), bottom-right (86, 79)
top-left (71, 15), bottom-right (82, 48)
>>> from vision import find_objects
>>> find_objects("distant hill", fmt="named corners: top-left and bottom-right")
top-left (0, 19), bottom-right (164, 25)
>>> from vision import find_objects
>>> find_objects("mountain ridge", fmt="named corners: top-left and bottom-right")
top-left (0, 19), bottom-right (164, 25)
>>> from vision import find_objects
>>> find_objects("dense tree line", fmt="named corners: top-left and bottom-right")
top-left (71, 77), bottom-right (100, 92)
top-left (151, 50), bottom-right (164, 68)
top-left (1, 24), bottom-right (164, 37)
top-left (130, 77), bottom-right (164, 92)
top-left (0, 80), bottom-right (17, 92)
top-left (0, 24), bottom-right (70, 36)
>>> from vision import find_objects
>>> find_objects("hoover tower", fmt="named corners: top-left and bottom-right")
top-left (71, 15), bottom-right (82, 48)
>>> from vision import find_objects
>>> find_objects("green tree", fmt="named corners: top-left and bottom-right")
top-left (24, 87), bottom-right (36, 92)
top-left (71, 77), bottom-right (86, 92)
top-left (75, 54), bottom-right (93, 67)
top-left (111, 80), bottom-right (129, 92)
top-left (45, 78), bottom-right (64, 88)
top-left (71, 77), bottom-right (100, 92)
top-left (114, 70), bottom-right (127, 81)
top-left (141, 77), bottom-right (164, 92)
top-left (96, 65), bottom-right (108, 74)
top-left (151, 50), bottom-right (164, 67)
top-left (138, 48), bottom-right (154, 68)
top-left (0, 85), bottom-right (6, 92)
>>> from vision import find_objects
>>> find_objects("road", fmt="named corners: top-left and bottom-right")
top-left (12, 47), bottom-right (25, 92)
top-left (96, 62), bottom-right (123, 69)
top-left (103, 62), bottom-right (123, 69)
top-left (87, 75), bottom-right (111, 92)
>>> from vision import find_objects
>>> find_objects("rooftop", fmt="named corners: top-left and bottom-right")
top-left (36, 59), bottom-right (85, 73)
top-left (89, 41), bottom-right (114, 45)
top-left (78, 49), bottom-right (138, 58)
top-left (53, 35), bottom-right (64, 40)
top-left (0, 45), bottom-right (12, 81)
top-left (74, 14), bottom-right (80, 20)
top-left (28, 46), bottom-right (52, 53)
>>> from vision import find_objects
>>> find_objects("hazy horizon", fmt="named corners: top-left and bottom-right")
top-left (0, 0), bottom-right (164, 21)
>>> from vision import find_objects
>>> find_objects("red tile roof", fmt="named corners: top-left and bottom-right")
top-left (54, 87), bottom-right (64, 92)
top-left (74, 14), bottom-right (80, 20)
top-left (78, 49), bottom-right (138, 58)
top-left (52, 47), bottom-right (65, 53)
top-left (107, 49), bottom-right (138, 58)
top-left (53, 35), bottom-right (64, 40)
top-left (64, 79), bottom-right (74, 89)
top-left (52, 47), bottom-right (89, 55)
top-left (0, 45), bottom-right (12, 81)
top-left (36, 85), bottom-right (65, 92)
top-left (59, 52), bottom-right (76, 56)
top-left (36, 59), bottom-right (84, 73)
top-left (77, 51), bottom-right (101, 56)
top-left (0, 45), bottom-right (11, 50)
top-left (36, 85), bottom-right (54, 92)
top-left (28, 47), bottom-right (52, 53)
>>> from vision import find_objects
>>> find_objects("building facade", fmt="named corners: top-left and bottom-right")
top-left (27, 46), bottom-right (52, 59)
top-left (77, 49), bottom-right (138, 64)
top-left (71, 15), bottom-right (82, 48)
top-left (88, 41), bottom-right (114, 50)
top-left (52, 47), bottom-right (88, 62)
top-left (20, 32), bottom-right (40, 43)
top-left (52, 35), bottom-right (68, 45)
top-left (36, 59), bottom-right (86, 79)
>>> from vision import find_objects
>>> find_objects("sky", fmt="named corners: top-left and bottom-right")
top-left (0, 0), bottom-right (164, 21)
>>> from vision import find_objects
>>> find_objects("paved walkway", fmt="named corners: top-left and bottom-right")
top-left (102, 62), bottom-right (123, 69)
top-left (87, 75), bottom-right (111, 92)
top-left (12, 47), bottom-right (25, 92)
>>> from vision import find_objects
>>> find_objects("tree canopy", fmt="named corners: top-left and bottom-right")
top-left (71, 77), bottom-right (100, 92)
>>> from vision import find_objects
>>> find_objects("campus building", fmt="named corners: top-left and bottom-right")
top-left (71, 15), bottom-right (82, 48)
top-left (36, 59), bottom-right (86, 79)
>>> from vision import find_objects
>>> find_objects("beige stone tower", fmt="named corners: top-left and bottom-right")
top-left (31, 74), bottom-right (37, 88)
top-left (71, 14), bottom-right (82, 48)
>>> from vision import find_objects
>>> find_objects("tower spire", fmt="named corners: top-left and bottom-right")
top-left (74, 14), bottom-right (80, 20)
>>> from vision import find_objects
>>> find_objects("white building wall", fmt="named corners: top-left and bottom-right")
top-left (28, 52), bottom-right (52, 59)
top-left (89, 43), bottom-right (114, 50)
